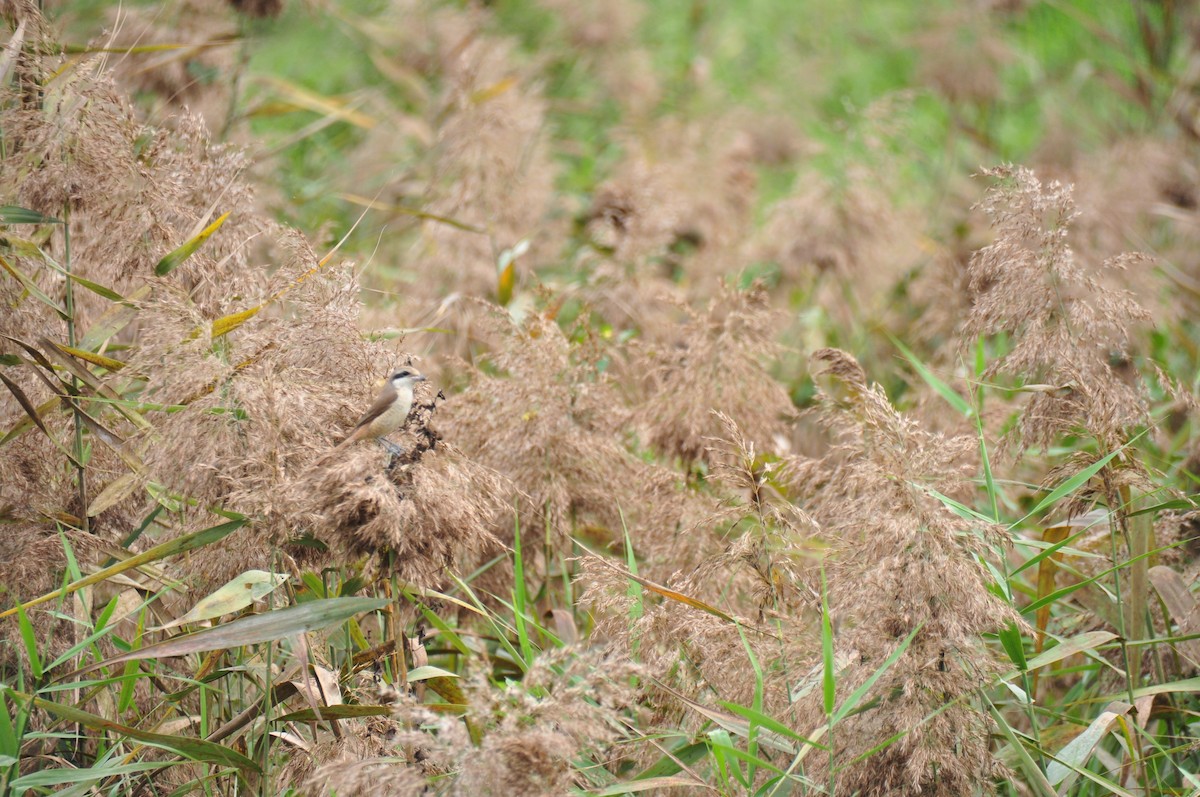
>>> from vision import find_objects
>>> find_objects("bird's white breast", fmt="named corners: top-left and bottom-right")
top-left (366, 386), bottom-right (414, 436)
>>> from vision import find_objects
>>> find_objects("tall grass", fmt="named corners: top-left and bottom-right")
top-left (2, 0), bottom-right (1200, 794)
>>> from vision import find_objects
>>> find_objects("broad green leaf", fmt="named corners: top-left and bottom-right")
top-left (74, 597), bottom-right (388, 675)
top-left (16, 604), bottom-right (41, 680)
top-left (717, 701), bottom-right (821, 746)
top-left (650, 679), bottom-right (808, 755)
top-left (889, 334), bottom-right (972, 416)
top-left (986, 698), bottom-right (1055, 797)
top-left (1045, 701), bottom-right (1135, 789)
top-left (997, 622), bottom-right (1027, 670)
top-left (407, 665), bottom-right (458, 682)
top-left (821, 567), bottom-right (835, 717)
top-left (627, 739), bottom-right (709, 782)
top-left (1018, 447), bottom-right (1125, 523)
top-left (833, 622), bottom-right (922, 724)
top-left (10, 760), bottom-right (171, 788)
top-left (1016, 631), bottom-right (1117, 675)
top-left (1129, 676), bottom-right (1200, 699)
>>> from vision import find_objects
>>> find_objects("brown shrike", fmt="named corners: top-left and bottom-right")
top-left (336, 367), bottom-right (427, 449)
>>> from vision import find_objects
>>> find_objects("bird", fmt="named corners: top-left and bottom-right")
top-left (336, 367), bottom-right (427, 449)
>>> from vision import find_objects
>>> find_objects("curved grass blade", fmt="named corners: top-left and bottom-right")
top-left (0, 253), bottom-right (68, 318)
top-left (0, 372), bottom-right (83, 467)
top-left (0, 519), bottom-right (246, 620)
top-left (150, 570), bottom-right (290, 632)
top-left (889, 334), bottom-right (972, 417)
top-left (9, 760), bottom-right (173, 789)
top-left (0, 205), bottom-right (61, 224)
top-left (4, 688), bottom-right (258, 775)
top-left (73, 596), bottom-right (389, 676)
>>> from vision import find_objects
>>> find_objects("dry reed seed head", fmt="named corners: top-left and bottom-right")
top-left (298, 436), bottom-right (511, 589)
top-left (963, 165), bottom-right (1151, 451)
top-left (1, 54), bottom-right (268, 323)
top-left (300, 756), bottom-right (426, 797)
top-left (0, 24), bottom-right (272, 593)
top-left (536, 0), bottom-right (644, 50)
top-left (754, 167), bottom-right (923, 321)
top-left (103, 0), bottom-right (241, 131)
top-left (1062, 138), bottom-right (1198, 319)
top-left (583, 120), bottom-right (760, 295)
top-left (402, 7), bottom-right (558, 300)
top-left (785, 349), bottom-right (1016, 792)
top-left (0, 7), bottom-right (443, 594)
top-left (370, 645), bottom-right (640, 794)
top-left (534, 0), bottom-right (662, 116)
top-left (914, 8), bottom-right (1012, 107)
top-left (436, 304), bottom-right (703, 572)
top-left (631, 284), bottom-right (795, 468)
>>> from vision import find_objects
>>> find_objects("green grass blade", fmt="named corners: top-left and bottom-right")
top-left (889, 334), bottom-right (972, 416)
top-left (0, 519), bottom-right (247, 620)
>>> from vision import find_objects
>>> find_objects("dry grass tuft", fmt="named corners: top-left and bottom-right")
top-left (406, 5), bottom-right (558, 300)
top-left (795, 348), bottom-right (1016, 795)
top-left (298, 442), bottom-right (510, 590)
top-left (439, 303), bottom-right (699, 569)
top-left (629, 284), bottom-right (794, 468)
top-left (962, 165), bottom-right (1150, 452)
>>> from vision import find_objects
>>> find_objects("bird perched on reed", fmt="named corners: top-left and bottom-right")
top-left (336, 367), bottom-right (427, 449)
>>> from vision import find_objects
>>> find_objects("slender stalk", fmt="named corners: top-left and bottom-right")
top-left (62, 204), bottom-right (89, 535)
top-left (219, 15), bottom-right (252, 141)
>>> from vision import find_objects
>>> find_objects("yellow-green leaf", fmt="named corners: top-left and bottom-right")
top-left (0, 253), bottom-right (68, 318)
top-left (155, 211), bottom-right (230, 276)
top-left (80, 285), bottom-right (149, 350)
top-left (0, 205), bottom-right (61, 224)
top-left (211, 304), bottom-right (262, 339)
top-left (55, 344), bottom-right (125, 371)
top-left (151, 570), bottom-right (290, 632)
top-left (0, 519), bottom-right (246, 620)
top-left (2, 687), bottom-right (259, 775)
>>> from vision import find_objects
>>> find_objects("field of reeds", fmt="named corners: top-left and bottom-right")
top-left (3, 0), bottom-right (1200, 794)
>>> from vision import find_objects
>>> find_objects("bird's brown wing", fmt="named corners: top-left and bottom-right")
top-left (336, 385), bottom-right (396, 447)
top-left (351, 385), bottom-right (395, 430)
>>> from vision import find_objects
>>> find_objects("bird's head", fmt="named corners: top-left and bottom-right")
top-left (390, 367), bottom-right (427, 390)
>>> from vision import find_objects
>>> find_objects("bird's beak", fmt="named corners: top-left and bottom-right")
top-left (416, 374), bottom-right (428, 381)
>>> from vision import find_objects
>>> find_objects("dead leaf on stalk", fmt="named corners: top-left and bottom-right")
top-left (0, 372), bottom-right (82, 467)
top-left (149, 570), bottom-right (290, 631)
